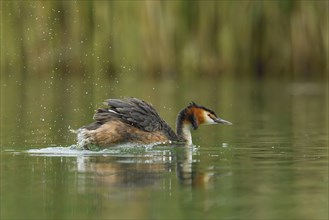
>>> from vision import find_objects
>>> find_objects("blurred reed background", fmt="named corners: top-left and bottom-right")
top-left (1, 1), bottom-right (328, 79)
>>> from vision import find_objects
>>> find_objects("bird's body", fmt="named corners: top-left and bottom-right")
top-left (75, 98), bottom-right (231, 149)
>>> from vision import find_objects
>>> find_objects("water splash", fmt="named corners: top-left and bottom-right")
top-left (25, 145), bottom-right (112, 157)
top-left (24, 142), bottom-right (177, 158)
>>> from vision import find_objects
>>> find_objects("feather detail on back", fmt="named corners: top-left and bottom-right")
top-left (83, 98), bottom-right (177, 140)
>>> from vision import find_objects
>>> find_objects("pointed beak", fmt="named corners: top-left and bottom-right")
top-left (214, 117), bottom-right (233, 125)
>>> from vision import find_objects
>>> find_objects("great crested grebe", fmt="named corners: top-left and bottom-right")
top-left (75, 98), bottom-right (232, 149)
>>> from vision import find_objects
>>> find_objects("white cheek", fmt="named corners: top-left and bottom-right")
top-left (203, 112), bottom-right (216, 124)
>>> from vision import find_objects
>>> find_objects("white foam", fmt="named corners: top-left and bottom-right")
top-left (25, 146), bottom-right (118, 157)
top-left (24, 142), bottom-right (173, 157)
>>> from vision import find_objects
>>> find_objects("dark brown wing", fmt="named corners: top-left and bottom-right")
top-left (104, 98), bottom-right (168, 131)
top-left (84, 98), bottom-right (177, 140)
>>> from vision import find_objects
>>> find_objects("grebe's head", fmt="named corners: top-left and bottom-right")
top-left (179, 102), bottom-right (232, 130)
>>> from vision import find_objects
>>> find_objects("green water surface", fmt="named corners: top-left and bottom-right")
top-left (1, 76), bottom-right (328, 219)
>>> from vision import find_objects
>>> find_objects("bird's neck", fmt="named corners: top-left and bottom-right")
top-left (176, 122), bottom-right (193, 145)
top-left (176, 108), bottom-right (193, 145)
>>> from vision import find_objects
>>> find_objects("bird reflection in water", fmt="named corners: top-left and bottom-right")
top-left (75, 146), bottom-right (215, 191)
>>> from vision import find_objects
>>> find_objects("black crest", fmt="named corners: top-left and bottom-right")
top-left (188, 101), bottom-right (217, 117)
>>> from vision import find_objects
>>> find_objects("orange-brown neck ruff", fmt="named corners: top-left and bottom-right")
top-left (175, 103), bottom-right (218, 145)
